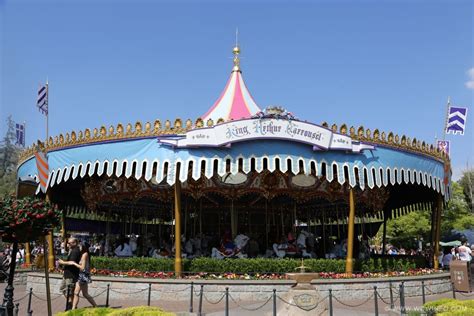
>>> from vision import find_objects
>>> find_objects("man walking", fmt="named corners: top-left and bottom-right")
top-left (59, 237), bottom-right (81, 310)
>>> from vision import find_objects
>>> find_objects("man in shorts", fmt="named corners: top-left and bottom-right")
top-left (59, 237), bottom-right (81, 310)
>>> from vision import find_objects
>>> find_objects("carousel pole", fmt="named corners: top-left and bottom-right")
top-left (434, 195), bottom-right (443, 269)
top-left (61, 209), bottom-right (67, 252)
top-left (199, 198), bottom-right (202, 236)
top-left (174, 165), bottom-right (182, 277)
top-left (322, 209), bottom-right (326, 256)
top-left (24, 242), bottom-right (31, 266)
top-left (345, 188), bottom-right (356, 274)
top-left (265, 199), bottom-right (268, 249)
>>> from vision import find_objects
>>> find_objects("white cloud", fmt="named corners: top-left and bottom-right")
top-left (466, 68), bottom-right (474, 90)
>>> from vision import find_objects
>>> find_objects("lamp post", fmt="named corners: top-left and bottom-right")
top-left (2, 237), bottom-right (18, 316)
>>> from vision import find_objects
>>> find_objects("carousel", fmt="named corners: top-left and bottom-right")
top-left (16, 44), bottom-right (451, 275)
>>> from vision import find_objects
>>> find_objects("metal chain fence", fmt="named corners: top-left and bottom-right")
top-left (7, 277), bottom-right (469, 316)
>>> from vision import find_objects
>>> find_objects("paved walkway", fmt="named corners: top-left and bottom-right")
top-left (2, 280), bottom-right (474, 315)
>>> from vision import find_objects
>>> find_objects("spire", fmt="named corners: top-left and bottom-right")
top-left (201, 39), bottom-right (262, 122)
top-left (232, 28), bottom-right (241, 72)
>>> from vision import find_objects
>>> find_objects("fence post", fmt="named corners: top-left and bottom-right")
top-left (399, 282), bottom-right (406, 315)
top-left (452, 283), bottom-right (456, 299)
top-left (27, 287), bottom-right (33, 316)
top-left (147, 283), bottom-right (151, 306)
top-left (225, 287), bottom-right (229, 316)
top-left (389, 281), bottom-right (394, 310)
top-left (189, 282), bottom-right (194, 313)
top-left (328, 289), bottom-right (333, 316)
top-left (65, 284), bottom-right (72, 311)
top-left (374, 286), bottom-right (378, 316)
top-left (273, 289), bottom-right (277, 316)
top-left (198, 285), bottom-right (203, 316)
top-left (105, 284), bottom-right (110, 308)
top-left (421, 280), bottom-right (426, 305)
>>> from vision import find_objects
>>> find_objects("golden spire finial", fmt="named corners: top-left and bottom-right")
top-left (232, 28), bottom-right (241, 72)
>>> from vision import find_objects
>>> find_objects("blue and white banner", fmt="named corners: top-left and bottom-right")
top-left (437, 140), bottom-right (450, 156)
top-left (160, 118), bottom-right (374, 153)
top-left (15, 123), bottom-right (25, 147)
top-left (37, 84), bottom-right (48, 115)
top-left (446, 106), bottom-right (468, 135)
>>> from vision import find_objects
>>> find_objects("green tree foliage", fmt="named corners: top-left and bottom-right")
top-left (0, 116), bottom-right (20, 197)
top-left (385, 207), bottom-right (431, 249)
top-left (385, 174), bottom-right (474, 249)
top-left (459, 169), bottom-right (474, 213)
top-left (441, 181), bottom-right (474, 235)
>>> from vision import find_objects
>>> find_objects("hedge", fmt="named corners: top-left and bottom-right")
top-left (419, 299), bottom-right (474, 316)
top-left (90, 256), bottom-right (424, 274)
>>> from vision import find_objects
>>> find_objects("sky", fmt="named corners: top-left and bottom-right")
top-left (0, 0), bottom-right (473, 179)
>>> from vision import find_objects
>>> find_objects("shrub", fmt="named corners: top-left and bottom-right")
top-left (56, 307), bottom-right (113, 316)
top-left (56, 307), bottom-right (175, 316)
top-left (423, 299), bottom-right (474, 316)
top-left (90, 256), bottom-right (424, 275)
top-left (108, 306), bottom-right (175, 316)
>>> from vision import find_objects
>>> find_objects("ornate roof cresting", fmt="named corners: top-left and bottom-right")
top-left (18, 118), bottom-right (450, 165)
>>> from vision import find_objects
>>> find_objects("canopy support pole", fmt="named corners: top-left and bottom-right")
top-left (434, 196), bottom-right (443, 269)
top-left (382, 210), bottom-right (388, 254)
top-left (231, 199), bottom-right (237, 238)
top-left (345, 188), bottom-right (356, 274)
top-left (46, 192), bottom-right (55, 271)
top-left (174, 167), bottom-right (182, 277)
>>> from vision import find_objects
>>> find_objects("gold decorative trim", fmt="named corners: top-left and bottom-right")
top-left (18, 118), bottom-right (449, 165)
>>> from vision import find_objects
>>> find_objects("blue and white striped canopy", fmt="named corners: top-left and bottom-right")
top-left (17, 134), bottom-right (449, 199)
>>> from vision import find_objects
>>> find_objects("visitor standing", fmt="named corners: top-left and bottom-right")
top-left (60, 242), bottom-right (97, 309)
top-left (58, 237), bottom-right (81, 310)
top-left (458, 241), bottom-right (472, 262)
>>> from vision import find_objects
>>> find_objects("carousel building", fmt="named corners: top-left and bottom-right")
top-left (17, 44), bottom-right (451, 274)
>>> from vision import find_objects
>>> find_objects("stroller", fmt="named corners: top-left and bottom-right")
top-left (0, 254), bottom-right (11, 282)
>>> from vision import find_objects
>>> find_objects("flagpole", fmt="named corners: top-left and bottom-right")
top-left (23, 121), bottom-right (26, 148)
top-left (46, 80), bottom-right (49, 149)
top-left (442, 97), bottom-right (450, 141)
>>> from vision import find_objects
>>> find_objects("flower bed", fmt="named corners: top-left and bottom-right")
top-left (89, 268), bottom-right (442, 280)
top-left (85, 256), bottom-right (437, 280)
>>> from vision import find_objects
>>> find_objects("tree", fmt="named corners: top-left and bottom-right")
top-left (384, 180), bottom-right (474, 249)
top-left (441, 181), bottom-right (474, 236)
top-left (459, 169), bottom-right (474, 213)
top-left (0, 116), bottom-right (20, 197)
top-left (385, 207), bottom-right (431, 249)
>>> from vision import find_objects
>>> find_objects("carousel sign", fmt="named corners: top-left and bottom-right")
top-left (160, 118), bottom-right (374, 153)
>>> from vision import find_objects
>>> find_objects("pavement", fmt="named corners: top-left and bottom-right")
top-left (2, 279), bottom-right (474, 315)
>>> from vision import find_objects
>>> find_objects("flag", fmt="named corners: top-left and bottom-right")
top-left (15, 123), bottom-right (25, 147)
top-left (35, 151), bottom-right (49, 193)
top-left (37, 84), bottom-right (48, 115)
top-left (446, 106), bottom-right (468, 135)
top-left (437, 140), bottom-right (450, 156)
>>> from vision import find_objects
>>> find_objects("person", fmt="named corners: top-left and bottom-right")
top-left (458, 241), bottom-right (472, 262)
top-left (58, 237), bottom-right (81, 310)
top-left (114, 237), bottom-right (133, 257)
top-left (442, 248), bottom-right (453, 269)
top-left (59, 242), bottom-right (97, 309)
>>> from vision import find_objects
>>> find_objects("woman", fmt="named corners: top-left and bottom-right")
top-left (59, 242), bottom-right (97, 309)
top-left (114, 237), bottom-right (133, 257)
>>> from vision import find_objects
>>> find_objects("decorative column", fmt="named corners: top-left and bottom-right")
top-left (434, 195), bottom-right (443, 269)
top-left (174, 166), bottom-right (182, 277)
top-left (345, 188), bottom-right (356, 274)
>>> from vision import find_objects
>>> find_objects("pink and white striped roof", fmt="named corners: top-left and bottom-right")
top-left (201, 48), bottom-right (261, 122)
